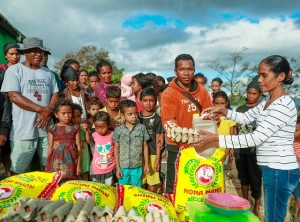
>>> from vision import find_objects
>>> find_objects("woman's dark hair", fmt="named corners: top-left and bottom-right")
top-left (175, 54), bottom-right (195, 69)
top-left (212, 77), bottom-right (223, 85)
top-left (133, 73), bottom-right (152, 89)
top-left (119, 99), bottom-right (137, 114)
top-left (88, 71), bottom-right (99, 80)
top-left (140, 87), bottom-right (157, 101)
top-left (158, 84), bottom-right (168, 93)
top-left (52, 99), bottom-right (73, 113)
top-left (194, 73), bottom-right (207, 84)
top-left (93, 111), bottom-right (110, 125)
top-left (63, 59), bottom-right (80, 67)
top-left (96, 59), bottom-right (112, 74)
top-left (79, 69), bottom-right (88, 75)
top-left (213, 90), bottom-right (229, 103)
top-left (72, 103), bottom-right (83, 114)
top-left (260, 55), bottom-right (293, 85)
top-left (146, 72), bottom-right (157, 77)
top-left (156, 76), bottom-right (166, 84)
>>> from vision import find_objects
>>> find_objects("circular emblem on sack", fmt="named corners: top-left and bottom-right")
top-left (146, 203), bottom-right (166, 214)
top-left (73, 190), bottom-right (94, 201)
top-left (195, 164), bottom-right (215, 186)
top-left (0, 186), bottom-right (15, 200)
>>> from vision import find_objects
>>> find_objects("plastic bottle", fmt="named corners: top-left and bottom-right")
top-left (192, 113), bottom-right (218, 157)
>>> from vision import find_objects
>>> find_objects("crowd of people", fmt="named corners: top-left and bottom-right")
top-left (0, 37), bottom-right (300, 222)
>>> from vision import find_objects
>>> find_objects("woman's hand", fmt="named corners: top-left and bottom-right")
top-left (189, 130), bottom-right (219, 148)
top-left (202, 107), bottom-right (228, 121)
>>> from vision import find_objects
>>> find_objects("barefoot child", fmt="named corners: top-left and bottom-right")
top-left (139, 87), bottom-right (164, 192)
top-left (45, 99), bottom-right (81, 180)
top-left (90, 111), bottom-right (115, 185)
top-left (113, 99), bottom-right (150, 187)
top-left (72, 104), bottom-right (91, 180)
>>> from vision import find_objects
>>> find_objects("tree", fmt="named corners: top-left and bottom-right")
top-left (53, 45), bottom-right (118, 74)
top-left (285, 57), bottom-right (300, 100)
top-left (207, 47), bottom-right (257, 105)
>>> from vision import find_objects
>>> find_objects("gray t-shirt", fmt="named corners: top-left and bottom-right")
top-left (1, 63), bottom-right (58, 140)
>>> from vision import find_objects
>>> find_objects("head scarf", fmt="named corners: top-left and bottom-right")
top-left (3, 43), bottom-right (20, 55)
top-left (61, 65), bottom-right (79, 83)
top-left (247, 75), bottom-right (261, 93)
top-left (212, 77), bottom-right (223, 85)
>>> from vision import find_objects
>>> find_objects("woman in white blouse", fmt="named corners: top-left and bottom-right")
top-left (192, 55), bottom-right (300, 222)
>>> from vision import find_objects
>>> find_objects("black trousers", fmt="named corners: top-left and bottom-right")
top-left (166, 146), bottom-right (178, 194)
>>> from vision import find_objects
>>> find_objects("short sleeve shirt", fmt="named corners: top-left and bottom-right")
top-left (112, 123), bottom-right (150, 168)
top-left (1, 64), bottom-right (58, 140)
top-left (138, 112), bottom-right (165, 155)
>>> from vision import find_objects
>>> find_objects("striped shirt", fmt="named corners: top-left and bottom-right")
top-left (293, 141), bottom-right (300, 168)
top-left (219, 95), bottom-right (298, 170)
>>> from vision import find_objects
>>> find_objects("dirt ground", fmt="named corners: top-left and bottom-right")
top-left (0, 155), bottom-right (296, 222)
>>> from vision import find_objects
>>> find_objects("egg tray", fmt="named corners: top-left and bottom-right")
top-left (167, 127), bottom-right (200, 143)
top-left (0, 197), bottom-right (171, 222)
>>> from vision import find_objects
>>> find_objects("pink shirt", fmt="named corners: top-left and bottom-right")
top-left (91, 131), bottom-right (115, 175)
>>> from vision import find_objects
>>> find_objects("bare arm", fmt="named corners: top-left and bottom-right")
top-left (143, 141), bottom-right (150, 174)
top-left (114, 142), bottom-right (122, 178)
top-left (47, 132), bottom-right (54, 156)
top-left (76, 130), bottom-right (82, 175)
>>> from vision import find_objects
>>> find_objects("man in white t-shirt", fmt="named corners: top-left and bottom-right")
top-left (1, 37), bottom-right (59, 175)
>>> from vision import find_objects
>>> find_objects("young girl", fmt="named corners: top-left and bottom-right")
top-left (90, 111), bottom-right (115, 185)
top-left (131, 73), bottom-right (151, 112)
top-left (86, 100), bottom-right (101, 129)
top-left (45, 99), bottom-right (81, 180)
top-left (213, 91), bottom-right (236, 169)
top-left (72, 104), bottom-right (91, 181)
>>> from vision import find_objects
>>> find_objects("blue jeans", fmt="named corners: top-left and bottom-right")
top-left (260, 166), bottom-right (300, 222)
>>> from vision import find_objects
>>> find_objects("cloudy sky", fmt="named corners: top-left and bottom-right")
top-left (1, 0), bottom-right (300, 82)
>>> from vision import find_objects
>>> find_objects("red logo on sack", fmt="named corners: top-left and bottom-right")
top-left (195, 164), bottom-right (215, 186)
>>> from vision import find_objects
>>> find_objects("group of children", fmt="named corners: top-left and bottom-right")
top-left (45, 73), bottom-right (167, 194)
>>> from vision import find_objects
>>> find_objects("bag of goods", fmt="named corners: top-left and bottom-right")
top-left (173, 146), bottom-right (225, 213)
top-left (51, 180), bottom-right (116, 210)
top-left (177, 210), bottom-right (193, 222)
top-left (0, 171), bottom-right (62, 216)
top-left (116, 185), bottom-right (178, 221)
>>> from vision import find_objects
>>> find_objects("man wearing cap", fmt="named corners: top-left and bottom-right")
top-left (0, 42), bottom-right (20, 176)
top-left (1, 37), bottom-right (59, 175)
top-left (40, 49), bottom-right (61, 91)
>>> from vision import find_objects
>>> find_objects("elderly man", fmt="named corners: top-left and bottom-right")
top-left (161, 54), bottom-right (213, 193)
top-left (1, 37), bottom-right (59, 175)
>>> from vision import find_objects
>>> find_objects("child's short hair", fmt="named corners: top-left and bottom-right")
top-left (213, 91), bottom-right (229, 103)
top-left (158, 84), bottom-right (168, 93)
top-left (133, 73), bottom-right (151, 89)
top-left (106, 86), bottom-right (121, 98)
top-left (88, 71), bottom-right (99, 80)
top-left (140, 87), bottom-right (157, 101)
top-left (119, 99), bottom-right (137, 114)
top-left (86, 100), bottom-right (101, 110)
top-left (72, 103), bottom-right (83, 114)
top-left (94, 111), bottom-right (110, 125)
top-left (53, 99), bottom-right (73, 113)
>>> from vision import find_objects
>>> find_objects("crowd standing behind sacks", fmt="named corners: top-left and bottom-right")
top-left (0, 37), bottom-right (299, 221)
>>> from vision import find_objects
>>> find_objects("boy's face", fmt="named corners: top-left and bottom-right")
top-left (157, 92), bottom-right (163, 107)
top-left (88, 104), bottom-right (100, 117)
top-left (141, 95), bottom-right (156, 112)
top-left (106, 97), bottom-right (120, 111)
top-left (72, 109), bottom-right (82, 124)
top-left (88, 76), bottom-right (99, 90)
top-left (121, 106), bottom-right (138, 125)
top-left (295, 123), bottom-right (300, 141)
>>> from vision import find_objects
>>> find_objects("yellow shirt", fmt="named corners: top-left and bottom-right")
top-left (217, 116), bottom-right (236, 135)
top-left (100, 107), bottom-right (123, 124)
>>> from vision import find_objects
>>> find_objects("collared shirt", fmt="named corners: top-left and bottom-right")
top-left (112, 123), bottom-right (150, 168)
